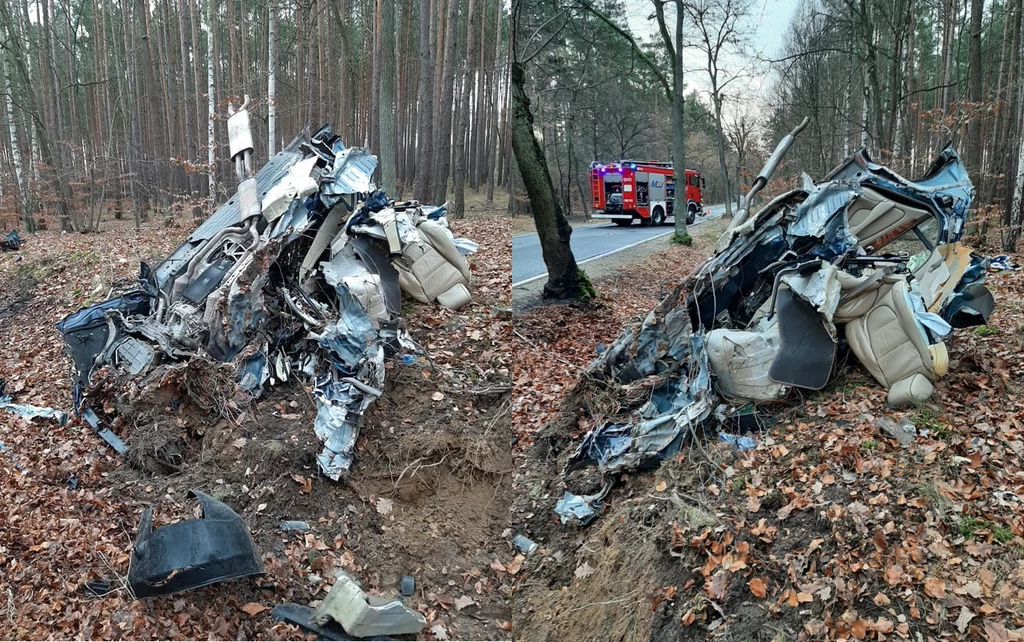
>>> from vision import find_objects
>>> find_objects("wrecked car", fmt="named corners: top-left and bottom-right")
top-left (557, 117), bottom-right (993, 525)
top-left (57, 98), bottom-right (476, 479)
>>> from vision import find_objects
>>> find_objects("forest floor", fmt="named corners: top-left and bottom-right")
top-left (510, 229), bottom-right (1024, 641)
top-left (0, 204), bottom-right (514, 641)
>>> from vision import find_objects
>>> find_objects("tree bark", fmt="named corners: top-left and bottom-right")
top-left (2, 52), bottom-right (32, 232)
top-left (207, 0), bottom-right (216, 205)
top-left (450, 0), bottom-right (477, 219)
top-left (413, 0), bottom-right (434, 201)
top-left (268, 0), bottom-right (277, 155)
top-left (378, 0), bottom-right (397, 194)
top-left (661, 0), bottom-right (689, 239)
top-left (430, 0), bottom-right (459, 204)
top-left (967, 0), bottom-right (983, 170)
top-left (511, 60), bottom-right (584, 299)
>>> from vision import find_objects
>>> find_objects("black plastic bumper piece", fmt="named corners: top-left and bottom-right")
top-left (128, 490), bottom-right (263, 598)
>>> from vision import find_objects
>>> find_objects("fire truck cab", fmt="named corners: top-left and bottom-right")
top-left (589, 161), bottom-right (705, 227)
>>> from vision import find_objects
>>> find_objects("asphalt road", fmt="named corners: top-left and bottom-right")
top-left (512, 203), bottom-right (731, 284)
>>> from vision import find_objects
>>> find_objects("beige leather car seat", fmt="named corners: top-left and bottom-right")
top-left (915, 243), bottom-right (974, 313)
top-left (395, 219), bottom-right (472, 310)
top-left (844, 278), bottom-right (947, 406)
top-left (845, 187), bottom-right (932, 251)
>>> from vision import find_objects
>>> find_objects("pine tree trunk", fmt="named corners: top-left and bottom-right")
top-left (379, 0), bottom-right (397, 194)
top-left (207, 0), bottom-right (216, 205)
top-left (268, 0), bottom-right (277, 155)
top-left (450, 0), bottom-right (477, 219)
top-left (485, 2), bottom-right (501, 203)
top-left (430, 0), bottom-right (459, 204)
top-left (413, 0), bottom-right (434, 201)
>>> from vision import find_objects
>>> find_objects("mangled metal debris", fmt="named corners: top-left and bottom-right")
top-left (57, 100), bottom-right (476, 478)
top-left (271, 603), bottom-right (393, 641)
top-left (312, 571), bottom-right (426, 638)
top-left (0, 379), bottom-right (68, 424)
top-left (558, 118), bottom-right (994, 525)
top-left (128, 490), bottom-right (263, 598)
top-left (81, 407), bottom-right (127, 454)
top-left (512, 534), bottom-right (539, 554)
top-left (1, 230), bottom-right (21, 251)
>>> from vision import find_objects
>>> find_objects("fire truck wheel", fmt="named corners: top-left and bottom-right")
top-left (686, 206), bottom-right (697, 225)
top-left (614, 219), bottom-right (633, 227)
top-left (651, 206), bottom-right (666, 226)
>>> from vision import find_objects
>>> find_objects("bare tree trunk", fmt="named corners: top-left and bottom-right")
top-left (2, 52), bottom-right (32, 232)
top-left (472, 0), bottom-right (488, 189)
top-left (511, 60), bottom-right (584, 299)
top-left (664, 0), bottom-right (688, 240)
top-left (379, 0), bottom-right (397, 194)
top-left (122, 0), bottom-right (145, 228)
top-left (712, 93), bottom-right (730, 216)
top-left (207, 0), bottom-right (216, 205)
top-left (941, 0), bottom-right (956, 113)
top-left (1005, 29), bottom-right (1024, 250)
top-left (450, 0), bottom-right (477, 219)
top-left (967, 0), bottom-right (983, 169)
top-left (430, 0), bottom-right (459, 204)
top-left (413, 0), bottom-right (434, 201)
top-left (267, 0), bottom-right (277, 156)
top-left (485, 2), bottom-right (501, 203)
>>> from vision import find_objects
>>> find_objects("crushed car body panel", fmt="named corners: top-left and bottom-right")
top-left (128, 490), bottom-right (263, 598)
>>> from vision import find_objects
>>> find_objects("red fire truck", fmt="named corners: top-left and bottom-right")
top-left (589, 161), bottom-right (705, 227)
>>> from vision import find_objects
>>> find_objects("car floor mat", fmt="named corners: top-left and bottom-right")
top-left (769, 288), bottom-right (836, 390)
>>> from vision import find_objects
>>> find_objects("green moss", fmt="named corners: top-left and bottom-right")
top-left (577, 268), bottom-right (597, 301)
top-left (861, 439), bottom-right (878, 450)
top-left (670, 232), bottom-right (693, 246)
top-left (911, 404), bottom-right (948, 438)
top-left (974, 325), bottom-right (999, 337)
top-left (960, 516), bottom-right (985, 539)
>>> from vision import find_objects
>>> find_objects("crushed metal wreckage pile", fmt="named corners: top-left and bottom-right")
top-left (556, 118), bottom-right (995, 526)
top-left (1, 230), bottom-right (21, 251)
top-left (54, 100), bottom-right (471, 617)
top-left (57, 99), bottom-right (476, 482)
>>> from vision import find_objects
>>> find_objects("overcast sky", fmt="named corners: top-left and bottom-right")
top-left (618, 0), bottom-right (802, 116)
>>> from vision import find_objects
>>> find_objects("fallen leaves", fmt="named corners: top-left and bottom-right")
top-left (375, 497), bottom-right (394, 516)
top-left (240, 603), bottom-right (266, 616)
top-left (574, 562), bottom-right (595, 580)
top-left (748, 577), bottom-right (767, 598)
top-left (924, 576), bottom-right (946, 599)
top-left (706, 571), bottom-right (729, 600)
top-left (781, 588), bottom-right (813, 607)
top-left (956, 606), bottom-right (975, 633)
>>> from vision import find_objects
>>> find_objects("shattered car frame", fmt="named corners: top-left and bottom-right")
top-left (58, 100), bottom-right (475, 479)
top-left (556, 118), bottom-right (994, 524)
